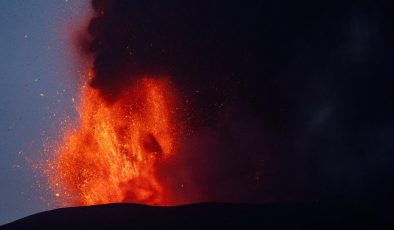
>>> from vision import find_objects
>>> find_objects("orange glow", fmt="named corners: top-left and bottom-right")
top-left (48, 74), bottom-right (181, 206)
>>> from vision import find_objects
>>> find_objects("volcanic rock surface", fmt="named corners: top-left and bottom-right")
top-left (2, 203), bottom-right (393, 229)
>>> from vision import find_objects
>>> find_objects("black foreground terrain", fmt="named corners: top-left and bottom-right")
top-left (2, 203), bottom-right (393, 229)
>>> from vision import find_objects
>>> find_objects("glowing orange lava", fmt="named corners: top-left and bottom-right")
top-left (48, 75), bottom-right (181, 206)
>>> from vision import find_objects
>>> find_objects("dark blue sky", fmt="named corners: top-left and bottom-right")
top-left (0, 0), bottom-right (87, 224)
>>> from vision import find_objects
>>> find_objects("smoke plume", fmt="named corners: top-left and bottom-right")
top-left (78, 0), bottom-right (394, 204)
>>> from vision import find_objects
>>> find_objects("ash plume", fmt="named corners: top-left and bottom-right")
top-left (79, 0), bottom-right (394, 204)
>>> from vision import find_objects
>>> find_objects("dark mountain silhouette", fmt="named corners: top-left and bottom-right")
top-left (2, 203), bottom-right (393, 229)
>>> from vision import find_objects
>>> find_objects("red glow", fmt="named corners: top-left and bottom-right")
top-left (47, 73), bottom-right (182, 206)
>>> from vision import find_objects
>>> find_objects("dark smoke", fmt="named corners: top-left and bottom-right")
top-left (81, 0), bottom-right (394, 204)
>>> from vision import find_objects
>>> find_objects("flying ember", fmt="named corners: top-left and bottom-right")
top-left (47, 73), bottom-right (182, 206)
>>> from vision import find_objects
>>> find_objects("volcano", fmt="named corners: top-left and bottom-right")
top-left (2, 203), bottom-right (393, 229)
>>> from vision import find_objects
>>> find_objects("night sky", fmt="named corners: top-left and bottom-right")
top-left (2, 0), bottom-right (394, 225)
top-left (0, 0), bottom-right (87, 224)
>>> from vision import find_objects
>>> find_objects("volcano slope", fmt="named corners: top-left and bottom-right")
top-left (2, 203), bottom-right (393, 229)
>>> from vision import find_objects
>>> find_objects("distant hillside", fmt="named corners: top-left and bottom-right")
top-left (1, 203), bottom-right (393, 229)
